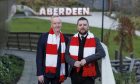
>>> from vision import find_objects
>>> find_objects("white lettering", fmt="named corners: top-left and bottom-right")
top-left (59, 8), bottom-right (65, 15)
top-left (66, 8), bottom-right (72, 15)
top-left (39, 7), bottom-right (46, 15)
top-left (53, 8), bottom-right (58, 15)
top-left (72, 8), bottom-right (77, 15)
top-left (47, 8), bottom-right (53, 15)
top-left (83, 8), bottom-right (90, 15)
top-left (78, 8), bottom-right (82, 15)
top-left (39, 7), bottom-right (90, 16)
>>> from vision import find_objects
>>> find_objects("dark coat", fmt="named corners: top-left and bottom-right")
top-left (36, 33), bottom-right (68, 78)
top-left (65, 36), bottom-right (105, 78)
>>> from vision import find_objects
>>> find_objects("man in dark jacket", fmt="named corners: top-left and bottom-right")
top-left (65, 17), bottom-right (105, 84)
top-left (36, 15), bottom-right (68, 84)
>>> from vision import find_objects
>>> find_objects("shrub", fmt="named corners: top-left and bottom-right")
top-left (0, 55), bottom-right (24, 84)
top-left (115, 72), bottom-right (136, 84)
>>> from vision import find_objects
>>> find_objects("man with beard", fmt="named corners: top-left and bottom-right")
top-left (65, 17), bottom-right (105, 84)
top-left (36, 15), bottom-right (68, 84)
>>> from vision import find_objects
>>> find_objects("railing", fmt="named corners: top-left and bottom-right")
top-left (111, 57), bottom-right (140, 73)
top-left (6, 32), bottom-right (73, 51)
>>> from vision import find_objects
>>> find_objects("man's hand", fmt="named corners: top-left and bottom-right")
top-left (74, 61), bottom-right (81, 67)
top-left (38, 75), bottom-right (44, 84)
top-left (80, 59), bottom-right (86, 66)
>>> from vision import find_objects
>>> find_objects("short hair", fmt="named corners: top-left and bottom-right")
top-left (50, 15), bottom-right (61, 22)
top-left (77, 17), bottom-right (89, 25)
top-left (51, 15), bottom-right (60, 19)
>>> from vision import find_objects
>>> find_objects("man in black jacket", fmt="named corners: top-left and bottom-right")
top-left (65, 17), bottom-right (105, 84)
top-left (36, 16), bottom-right (68, 84)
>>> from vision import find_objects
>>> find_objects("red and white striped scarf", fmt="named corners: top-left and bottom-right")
top-left (69, 31), bottom-right (97, 77)
top-left (45, 28), bottom-right (66, 82)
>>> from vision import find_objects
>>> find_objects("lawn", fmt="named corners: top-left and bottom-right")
top-left (9, 18), bottom-right (102, 35)
top-left (9, 18), bottom-right (140, 59)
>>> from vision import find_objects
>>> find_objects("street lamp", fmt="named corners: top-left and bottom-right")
top-left (101, 0), bottom-right (105, 42)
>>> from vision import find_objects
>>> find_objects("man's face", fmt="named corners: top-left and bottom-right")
top-left (51, 17), bottom-right (62, 32)
top-left (77, 20), bottom-right (89, 35)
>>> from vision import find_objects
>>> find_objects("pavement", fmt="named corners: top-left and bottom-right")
top-left (5, 50), bottom-right (38, 84)
top-left (29, 12), bottom-right (140, 36)
top-left (135, 30), bottom-right (140, 36)
top-left (15, 12), bottom-right (140, 36)
top-left (5, 49), bottom-right (101, 84)
top-left (31, 12), bottom-right (118, 29)
top-left (5, 49), bottom-right (71, 84)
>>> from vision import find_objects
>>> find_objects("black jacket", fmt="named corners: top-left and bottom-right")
top-left (36, 33), bottom-right (68, 78)
top-left (65, 36), bottom-right (105, 78)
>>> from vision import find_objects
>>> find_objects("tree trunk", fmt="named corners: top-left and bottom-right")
top-left (119, 33), bottom-right (123, 73)
top-left (0, 0), bottom-right (15, 56)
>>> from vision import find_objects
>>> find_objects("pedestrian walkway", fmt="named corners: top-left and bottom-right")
top-left (135, 30), bottom-right (140, 36)
top-left (15, 12), bottom-right (140, 36)
top-left (5, 49), bottom-right (71, 84)
top-left (6, 50), bottom-right (38, 84)
top-left (32, 14), bottom-right (140, 36)
top-left (31, 12), bottom-right (118, 29)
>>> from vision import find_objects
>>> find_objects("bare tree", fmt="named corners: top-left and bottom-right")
top-left (114, 16), bottom-right (135, 72)
top-left (114, 16), bottom-right (135, 52)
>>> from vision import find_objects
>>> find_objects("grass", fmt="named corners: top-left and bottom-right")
top-left (9, 18), bottom-right (140, 59)
top-left (115, 72), bottom-right (137, 84)
top-left (0, 55), bottom-right (24, 84)
top-left (9, 18), bottom-right (104, 35)
top-left (9, 18), bottom-right (51, 33)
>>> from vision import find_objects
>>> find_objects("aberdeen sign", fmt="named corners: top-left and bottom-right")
top-left (39, 7), bottom-right (90, 16)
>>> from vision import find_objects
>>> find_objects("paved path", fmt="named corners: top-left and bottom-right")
top-left (32, 12), bottom-right (118, 29)
top-left (6, 50), bottom-right (38, 84)
top-left (5, 49), bottom-right (71, 84)
top-left (135, 30), bottom-right (140, 36)
top-left (30, 12), bottom-right (140, 36)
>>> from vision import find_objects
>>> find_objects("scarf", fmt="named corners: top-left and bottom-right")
top-left (45, 28), bottom-right (66, 82)
top-left (69, 31), bottom-right (97, 77)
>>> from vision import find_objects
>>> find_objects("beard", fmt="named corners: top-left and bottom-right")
top-left (79, 29), bottom-right (88, 35)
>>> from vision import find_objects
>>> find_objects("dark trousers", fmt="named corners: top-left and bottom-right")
top-left (38, 76), bottom-right (61, 84)
top-left (71, 71), bottom-right (95, 84)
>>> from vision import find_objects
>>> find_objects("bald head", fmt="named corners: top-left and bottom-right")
top-left (50, 15), bottom-right (62, 33)
top-left (51, 15), bottom-right (62, 25)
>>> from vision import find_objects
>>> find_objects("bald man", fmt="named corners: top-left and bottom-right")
top-left (36, 16), bottom-right (68, 84)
